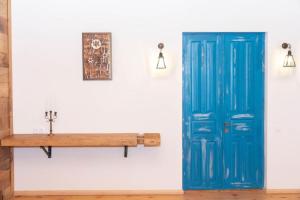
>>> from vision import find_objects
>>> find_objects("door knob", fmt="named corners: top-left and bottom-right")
top-left (224, 122), bottom-right (231, 126)
top-left (224, 122), bottom-right (231, 134)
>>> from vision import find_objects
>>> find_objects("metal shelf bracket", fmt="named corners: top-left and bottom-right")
top-left (40, 146), bottom-right (52, 158)
top-left (124, 146), bottom-right (128, 158)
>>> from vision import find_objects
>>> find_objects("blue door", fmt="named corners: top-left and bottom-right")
top-left (183, 33), bottom-right (264, 190)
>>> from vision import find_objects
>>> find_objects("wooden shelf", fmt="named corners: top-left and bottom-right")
top-left (0, 133), bottom-right (160, 147)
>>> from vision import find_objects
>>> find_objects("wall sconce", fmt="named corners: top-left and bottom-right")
top-left (282, 43), bottom-right (296, 67)
top-left (156, 43), bottom-right (166, 69)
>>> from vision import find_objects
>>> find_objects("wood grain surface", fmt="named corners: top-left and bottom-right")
top-left (0, 133), bottom-right (161, 147)
top-left (13, 190), bottom-right (300, 200)
top-left (0, 0), bottom-right (12, 199)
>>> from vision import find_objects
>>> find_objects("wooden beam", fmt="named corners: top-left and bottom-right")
top-left (0, 0), bottom-right (12, 199)
top-left (142, 133), bottom-right (161, 147)
top-left (0, 134), bottom-right (141, 147)
top-left (0, 170), bottom-right (11, 200)
top-left (0, 133), bottom-right (160, 147)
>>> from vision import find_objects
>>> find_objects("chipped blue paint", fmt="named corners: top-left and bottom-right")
top-left (183, 32), bottom-right (264, 190)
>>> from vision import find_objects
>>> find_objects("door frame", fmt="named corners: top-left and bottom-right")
top-left (182, 32), bottom-right (265, 190)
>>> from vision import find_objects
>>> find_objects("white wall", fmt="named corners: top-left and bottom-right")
top-left (11, 0), bottom-right (300, 190)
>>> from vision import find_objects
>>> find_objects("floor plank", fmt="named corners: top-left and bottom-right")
top-left (14, 190), bottom-right (300, 200)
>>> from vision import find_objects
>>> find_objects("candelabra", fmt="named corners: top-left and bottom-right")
top-left (45, 110), bottom-right (57, 136)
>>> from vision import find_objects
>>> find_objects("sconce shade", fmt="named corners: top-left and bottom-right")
top-left (157, 52), bottom-right (166, 69)
top-left (283, 50), bottom-right (296, 67)
top-left (156, 43), bottom-right (166, 69)
top-left (282, 43), bottom-right (296, 67)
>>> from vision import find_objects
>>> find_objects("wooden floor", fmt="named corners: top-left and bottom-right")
top-left (14, 191), bottom-right (300, 200)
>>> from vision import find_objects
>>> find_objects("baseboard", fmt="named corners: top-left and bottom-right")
top-left (14, 189), bottom-right (300, 196)
top-left (186, 189), bottom-right (300, 194)
top-left (266, 189), bottom-right (300, 194)
top-left (14, 190), bottom-right (184, 196)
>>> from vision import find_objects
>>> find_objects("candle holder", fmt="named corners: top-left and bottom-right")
top-left (45, 110), bottom-right (57, 136)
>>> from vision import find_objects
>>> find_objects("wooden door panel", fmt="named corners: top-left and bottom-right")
top-left (190, 140), bottom-right (220, 188)
top-left (223, 33), bottom-right (264, 189)
top-left (183, 33), bottom-right (223, 190)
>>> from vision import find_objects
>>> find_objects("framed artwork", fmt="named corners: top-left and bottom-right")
top-left (82, 32), bottom-right (112, 80)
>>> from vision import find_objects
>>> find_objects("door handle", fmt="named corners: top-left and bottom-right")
top-left (224, 122), bottom-right (231, 133)
top-left (224, 122), bottom-right (232, 126)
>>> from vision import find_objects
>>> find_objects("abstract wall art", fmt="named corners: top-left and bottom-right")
top-left (82, 32), bottom-right (112, 80)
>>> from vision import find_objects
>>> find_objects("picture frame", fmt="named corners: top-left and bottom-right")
top-left (82, 32), bottom-right (112, 80)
